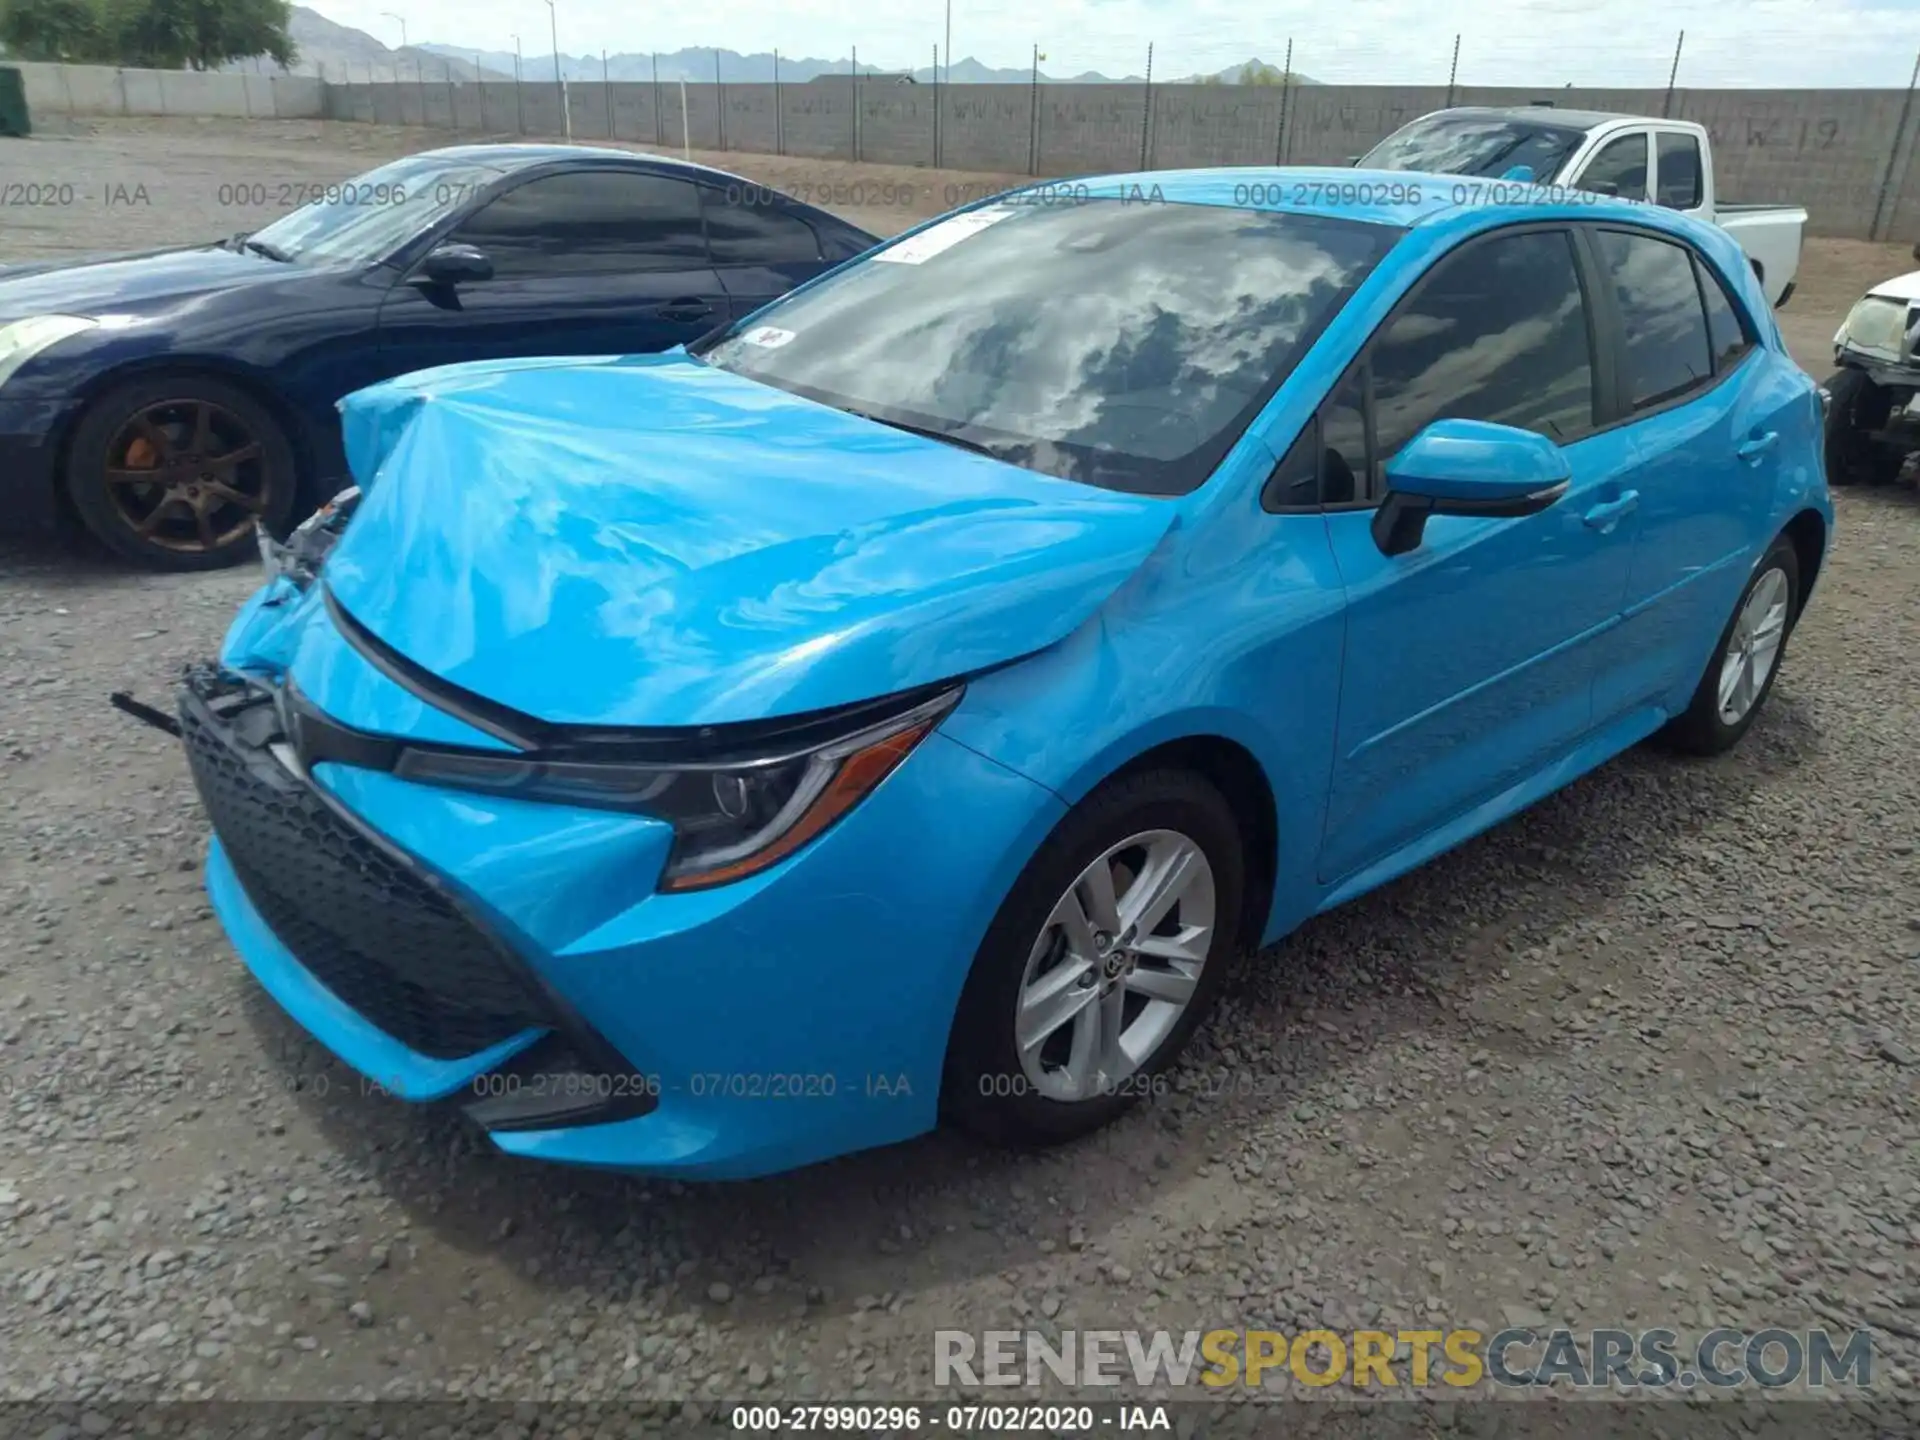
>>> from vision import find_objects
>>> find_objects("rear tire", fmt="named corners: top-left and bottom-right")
top-left (1658, 535), bottom-right (1800, 757)
top-left (942, 769), bottom-right (1246, 1149)
top-left (65, 373), bottom-right (298, 571)
top-left (1823, 368), bottom-right (1899, 487)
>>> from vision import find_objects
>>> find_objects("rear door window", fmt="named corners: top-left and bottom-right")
top-left (701, 189), bottom-right (824, 265)
top-left (1696, 256), bottom-right (1754, 373)
top-left (1655, 132), bottom-right (1704, 209)
top-left (1594, 229), bottom-right (1714, 411)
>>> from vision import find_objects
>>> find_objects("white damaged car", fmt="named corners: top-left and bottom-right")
top-left (1826, 242), bottom-right (1920, 487)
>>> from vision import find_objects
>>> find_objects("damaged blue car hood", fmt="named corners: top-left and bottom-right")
top-left (321, 353), bottom-right (1176, 728)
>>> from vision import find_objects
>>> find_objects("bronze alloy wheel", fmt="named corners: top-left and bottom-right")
top-left (103, 398), bottom-right (271, 555)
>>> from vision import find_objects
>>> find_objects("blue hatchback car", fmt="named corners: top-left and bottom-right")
top-left (173, 169), bottom-right (1830, 1179)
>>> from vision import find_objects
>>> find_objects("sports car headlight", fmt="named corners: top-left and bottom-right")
top-left (392, 686), bottom-right (961, 892)
top-left (0, 315), bottom-right (99, 390)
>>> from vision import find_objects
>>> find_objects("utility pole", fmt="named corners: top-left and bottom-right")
top-left (382, 12), bottom-right (407, 49)
top-left (1138, 42), bottom-right (1153, 171)
top-left (543, 0), bottom-right (570, 140)
top-left (1028, 43), bottom-right (1040, 175)
top-left (1446, 34), bottom-right (1460, 109)
top-left (1663, 30), bottom-right (1685, 117)
top-left (1869, 48), bottom-right (1920, 240)
top-left (513, 34), bottom-right (524, 134)
top-left (1274, 37), bottom-right (1293, 164)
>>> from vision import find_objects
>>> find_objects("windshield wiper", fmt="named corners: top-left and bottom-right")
top-left (844, 408), bottom-right (1000, 460)
top-left (242, 237), bottom-right (294, 263)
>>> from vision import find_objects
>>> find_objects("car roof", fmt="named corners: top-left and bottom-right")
top-left (411, 142), bottom-right (761, 190)
top-left (1035, 165), bottom-right (1706, 235)
top-left (1423, 104), bottom-right (1633, 131)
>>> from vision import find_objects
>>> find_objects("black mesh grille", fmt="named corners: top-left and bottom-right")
top-left (180, 685), bottom-right (556, 1059)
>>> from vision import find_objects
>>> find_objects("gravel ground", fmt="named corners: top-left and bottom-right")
top-left (1, 117), bottom-right (1918, 1417)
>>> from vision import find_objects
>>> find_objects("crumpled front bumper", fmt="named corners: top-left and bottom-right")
top-left (185, 607), bottom-right (1065, 1179)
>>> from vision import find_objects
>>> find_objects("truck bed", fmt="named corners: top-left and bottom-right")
top-left (1714, 205), bottom-right (1807, 309)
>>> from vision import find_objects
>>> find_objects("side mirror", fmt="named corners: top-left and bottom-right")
top-left (1346, 154), bottom-right (1362, 166)
top-left (1585, 180), bottom-right (1620, 197)
top-left (414, 242), bottom-right (493, 286)
top-left (1372, 418), bottom-right (1571, 557)
top-left (1911, 240), bottom-right (1919, 261)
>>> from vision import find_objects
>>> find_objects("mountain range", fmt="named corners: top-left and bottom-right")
top-left (262, 6), bottom-right (1318, 87)
top-left (224, 7), bottom-right (512, 80)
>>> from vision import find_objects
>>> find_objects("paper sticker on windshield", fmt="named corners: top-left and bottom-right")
top-left (742, 325), bottom-right (796, 349)
top-left (874, 206), bottom-right (1018, 265)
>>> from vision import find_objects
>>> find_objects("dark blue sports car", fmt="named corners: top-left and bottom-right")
top-left (0, 145), bottom-right (877, 569)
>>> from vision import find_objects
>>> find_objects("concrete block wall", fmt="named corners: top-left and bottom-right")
top-left (14, 61), bottom-right (324, 119)
top-left (60, 63), bottom-right (1891, 241)
top-left (1673, 88), bottom-right (1917, 242)
top-left (10, 61), bottom-right (1917, 237)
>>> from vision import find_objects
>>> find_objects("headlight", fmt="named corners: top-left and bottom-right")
top-left (1839, 296), bottom-right (1909, 356)
top-left (392, 686), bottom-right (962, 891)
top-left (0, 315), bottom-right (98, 390)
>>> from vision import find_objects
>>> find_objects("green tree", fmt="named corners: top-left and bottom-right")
top-left (114, 0), bottom-right (295, 69)
top-left (0, 0), bottom-right (111, 62)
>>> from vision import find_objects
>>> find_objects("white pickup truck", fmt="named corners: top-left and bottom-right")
top-left (1357, 106), bottom-right (1807, 309)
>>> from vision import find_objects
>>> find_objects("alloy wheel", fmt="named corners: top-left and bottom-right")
top-left (1717, 566), bottom-right (1791, 725)
top-left (1013, 829), bottom-right (1215, 1101)
top-left (104, 399), bottom-right (270, 555)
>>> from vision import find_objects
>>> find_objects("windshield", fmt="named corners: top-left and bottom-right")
top-left (1360, 113), bottom-right (1587, 181)
top-left (247, 152), bottom-right (509, 266)
top-left (696, 198), bottom-right (1394, 495)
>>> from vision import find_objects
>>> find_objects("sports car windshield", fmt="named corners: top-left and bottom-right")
top-left (1359, 113), bottom-right (1587, 180)
top-left (696, 198), bottom-right (1394, 495)
top-left (248, 152), bottom-right (508, 266)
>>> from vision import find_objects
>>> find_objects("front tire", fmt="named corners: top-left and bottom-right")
top-left (1823, 368), bottom-right (1898, 487)
top-left (942, 769), bottom-right (1246, 1148)
top-left (1658, 535), bottom-right (1800, 756)
top-left (65, 374), bottom-right (298, 571)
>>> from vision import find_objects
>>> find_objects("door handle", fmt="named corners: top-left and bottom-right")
top-left (1736, 430), bottom-right (1779, 464)
top-left (656, 298), bottom-right (714, 322)
top-left (1581, 490), bottom-right (1640, 532)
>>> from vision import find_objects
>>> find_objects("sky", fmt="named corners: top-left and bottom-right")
top-left (311, 0), bottom-right (1920, 88)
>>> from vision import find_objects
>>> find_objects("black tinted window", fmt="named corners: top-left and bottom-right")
top-left (1369, 229), bottom-right (1595, 464)
top-left (1264, 418), bottom-right (1323, 509)
top-left (1577, 135), bottom-right (1649, 201)
top-left (1656, 133), bottom-right (1704, 209)
top-left (1697, 256), bottom-right (1752, 372)
top-left (1596, 230), bottom-right (1713, 410)
top-left (454, 171), bottom-right (707, 277)
top-left (1320, 372), bottom-right (1368, 505)
top-left (700, 201), bottom-right (1394, 496)
top-left (702, 190), bottom-right (823, 265)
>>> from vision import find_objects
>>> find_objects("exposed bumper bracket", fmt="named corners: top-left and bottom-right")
top-left (110, 690), bottom-right (182, 738)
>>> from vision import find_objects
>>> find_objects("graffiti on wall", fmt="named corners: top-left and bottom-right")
top-left (1700, 116), bottom-right (1844, 150)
